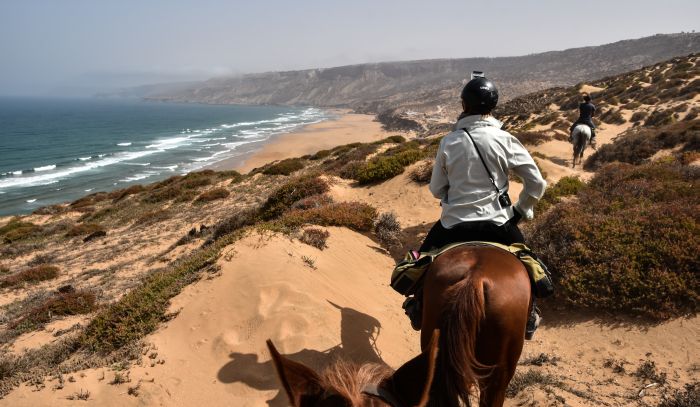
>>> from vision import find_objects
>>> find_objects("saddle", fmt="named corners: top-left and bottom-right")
top-left (390, 241), bottom-right (555, 298)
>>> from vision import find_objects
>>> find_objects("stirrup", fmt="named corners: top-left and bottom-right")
top-left (525, 306), bottom-right (541, 340)
top-left (402, 297), bottom-right (422, 331)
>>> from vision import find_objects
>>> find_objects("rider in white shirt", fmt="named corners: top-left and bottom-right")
top-left (404, 76), bottom-right (547, 340)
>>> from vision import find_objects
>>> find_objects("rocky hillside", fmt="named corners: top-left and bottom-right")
top-left (145, 33), bottom-right (700, 117)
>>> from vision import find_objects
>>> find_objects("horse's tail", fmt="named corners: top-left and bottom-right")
top-left (437, 272), bottom-right (490, 404)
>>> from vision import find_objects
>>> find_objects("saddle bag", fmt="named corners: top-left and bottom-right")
top-left (390, 242), bottom-right (555, 298)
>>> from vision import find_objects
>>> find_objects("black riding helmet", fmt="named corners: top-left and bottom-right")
top-left (461, 77), bottom-right (499, 114)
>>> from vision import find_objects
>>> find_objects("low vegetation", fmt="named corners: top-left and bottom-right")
top-left (0, 265), bottom-right (59, 288)
top-left (9, 290), bottom-right (96, 335)
top-left (65, 223), bottom-right (104, 238)
top-left (535, 176), bottom-right (586, 214)
top-left (585, 120), bottom-right (700, 170)
top-left (659, 382), bottom-right (700, 407)
top-left (195, 187), bottom-right (230, 203)
top-left (259, 176), bottom-right (330, 220)
top-left (409, 160), bottom-right (434, 184)
top-left (0, 219), bottom-right (42, 243)
top-left (527, 160), bottom-right (699, 317)
top-left (261, 158), bottom-right (306, 176)
top-left (299, 228), bottom-right (330, 250)
top-left (514, 131), bottom-right (551, 146)
top-left (280, 202), bottom-right (377, 232)
top-left (374, 212), bottom-right (401, 248)
top-left (354, 142), bottom-right (426, 184)
top-left (506, 370), bottom-right (563, 397)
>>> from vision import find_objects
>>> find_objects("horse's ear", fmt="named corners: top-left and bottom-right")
top-left (382, 330), bottom-right (439, 407)
top-left (266, 339), bottom-right (323, 407)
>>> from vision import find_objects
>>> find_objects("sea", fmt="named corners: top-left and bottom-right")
top-left (0, 97), bottom-right (331, 216)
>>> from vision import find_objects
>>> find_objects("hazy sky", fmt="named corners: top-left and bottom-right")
top-left (1, 0), bottom-right (698, 96)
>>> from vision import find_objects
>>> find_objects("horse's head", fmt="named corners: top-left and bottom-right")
top-left (267, 331), bottom-right (439, 407)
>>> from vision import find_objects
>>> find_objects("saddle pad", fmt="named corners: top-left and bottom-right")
top-left (390, 241), bottom-right (554, 298)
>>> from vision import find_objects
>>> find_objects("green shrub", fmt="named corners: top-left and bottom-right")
top-left (260, 176), bottom-right (330, 220)
top-left (355, 156), bottom-right (405, 184)
top-left (280, 202), bottom-right (377, 232)
top-left (526, 161), bottom-right (699, 318)
top-left (195, 187), bottom-right (230, 203)
top-left (262, 158), bottom-right (305, 175)
top-left (0, 265), bottom-right (59, 288)
top-left (535, 176), bottom-right (586, 214)
top-left (378, 135), bottom-right (406, 144)
top-left (65, 223), bottom-right (103, 237)
top-left (355, 148), bottom-right (424, 185)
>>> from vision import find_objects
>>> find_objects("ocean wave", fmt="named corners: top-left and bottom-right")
top-left (119, 173), bottom-right (155, 182)
top-left (117, 142), bottom-right (132, 146)
top-left (153, 165), bottom-right (178, 171)
top-left (34, 165), bottom-right (57, 172)
top-left (78, 156), bottom-right (92, 161)
top-left (26, 199), bottom-right (36, 203)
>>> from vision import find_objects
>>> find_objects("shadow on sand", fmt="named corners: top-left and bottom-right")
top-left (217, 301), bottom-right (386, 406)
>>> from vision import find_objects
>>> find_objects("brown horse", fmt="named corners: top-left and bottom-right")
top-left (268, 245), bottom-right (532, 406)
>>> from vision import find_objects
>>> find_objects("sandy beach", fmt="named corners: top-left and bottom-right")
top-left (208, 112), bottom-right (392, 174)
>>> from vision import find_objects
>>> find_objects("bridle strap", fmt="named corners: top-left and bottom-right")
top-left (362, 384), bottom-right (406, 407)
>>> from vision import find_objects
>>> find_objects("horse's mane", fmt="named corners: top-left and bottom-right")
top-left (320, 360), bottom-right (393, 404)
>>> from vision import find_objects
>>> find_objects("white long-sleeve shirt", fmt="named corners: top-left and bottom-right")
top-left (430, 115), bottom-right (547, 228)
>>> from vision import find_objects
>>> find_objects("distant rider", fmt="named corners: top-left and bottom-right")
top-left (403, 76), bottom-right (548, 340)
top-left (569, 93), bottom-right (597, 146)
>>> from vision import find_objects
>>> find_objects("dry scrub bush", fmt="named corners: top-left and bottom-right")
top-left (262, 158), bottom-right (305, 175)
top-left (109, 185), bottom-right (146, 203)
top-left (299, 228), bottom-right (330, 250)
top-left (659, 382), bottom-right (700, 407)
top-left (374, 212), bottom-right (401, 248)
top-left (281, 202), bottom-right (377, 232)
top-left (0, 265), bottom-right (59, 288)
top-left (260, 176), bottom-right (329, 220)
top-left (599, 108), bottom-right (626, 125)
top-left (291, 194), bottom-right (334, 210)
top-left (195, 187), bottom-right (230, 203)
top-left (585, 120), bottom-right (700, 170)
top-left (134, 209), bottom-right (172, 226)
top-left (409, 160), bottom-right (434, 184)
top-left (526, 161), bottom-right (699, 318)
top-left (209, 207), bottom-right (260, 242)
top-left (513, 132), bottom-right (551, 146)
top-left (645, 109), bottom-right (675, 127)
top-left (0, 219), bottom-right (42, 243)
top-left (9, 290), bottom-right (96, 333)
top-left (65, 223), bottom-right (103, 237)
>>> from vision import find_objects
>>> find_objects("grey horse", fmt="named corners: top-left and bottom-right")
top-left (571, 124), bottom-right (592, 167)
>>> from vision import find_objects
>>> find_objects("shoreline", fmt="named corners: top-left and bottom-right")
top-left (206, 112), bottom-right (392, 174)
